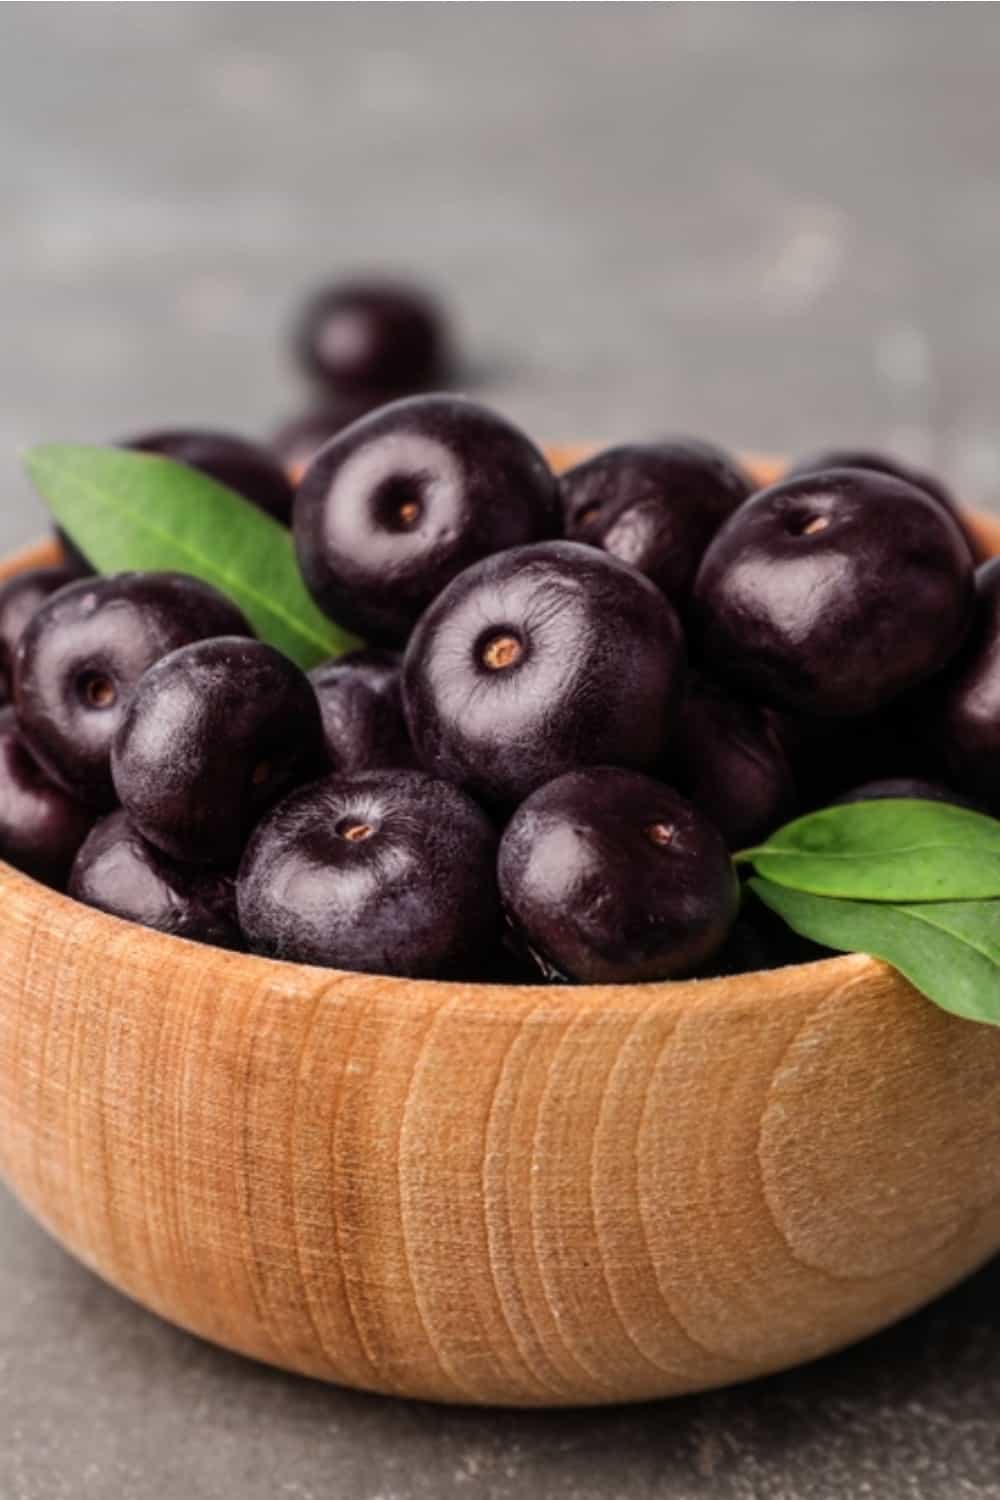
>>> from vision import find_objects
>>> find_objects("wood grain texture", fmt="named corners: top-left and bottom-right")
top-left (1, 478), bottom-right (1000, 1408)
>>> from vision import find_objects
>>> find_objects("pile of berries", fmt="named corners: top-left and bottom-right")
top-left (1, 283), bottom-right (996, 985)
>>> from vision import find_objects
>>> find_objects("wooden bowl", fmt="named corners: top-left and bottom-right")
top-left (2, 458), bottom-right (1000, 1409)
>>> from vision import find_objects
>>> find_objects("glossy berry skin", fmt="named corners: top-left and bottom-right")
top-left (0, 566), bottom-right (74, 703)
top-left (833, 777), bottom-right (981, 812)
top-left (498, 768), bottom-right (739, 984)
top-left (789, 445), bottom-right (951, 508)
top-left (666, 674), bottom-right (796, 848)
top-left (15, 573), bottom-right (253, 808)
top-left (789, 447), bottom-right (984, 563)
top-left (789, 443), bottom-right (971, 524)
top-left (124, 428), bottom-right (295, 525)
top-left (70, 810), bottom-right (241, 948)
top-left (112, 637), bottom-right (326, 865)
top-left (403, 540), bottom-right (687, 809)
top-left (0, 709), bottom-right (95, 888)
top-left (918, 558), bottom-right (1000, 808)
top-left (561, 441), bottom-right (751, 604)
top-left (309, 649), bottom-right (415, 773)
top-left (293, 281), bottom-right (448, 398)
top-left (238, 770), bottom-right (500, 978)
top-left (294, 395), bottom-right (560, 645)
top-left (692, 470), bottom-right (975, 718)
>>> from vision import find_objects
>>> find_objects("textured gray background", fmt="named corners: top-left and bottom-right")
top-left (3, 4), bottom-right (1000, 1497)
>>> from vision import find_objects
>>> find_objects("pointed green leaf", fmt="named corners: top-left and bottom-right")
top-left (25, 443), bottom-right (360, 670)
top-left (739, 799), bottom-right (1000, 902)
top-left (750, 877), bottom-right (1000, 1025)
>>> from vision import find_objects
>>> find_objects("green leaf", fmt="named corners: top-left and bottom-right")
top-left (25, 443), bottom-right (360, 671)
top-left (738, 799), bottom-right (1000, 902)
top-left (750, 877), bottom-right (1000, 1026)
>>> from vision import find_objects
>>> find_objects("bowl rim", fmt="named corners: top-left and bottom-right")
top-left (6, 455), bottom-right (998, 1015)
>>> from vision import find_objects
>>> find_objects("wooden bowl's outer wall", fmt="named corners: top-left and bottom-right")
top-left (3, 469), bottom-right (1000, 1408)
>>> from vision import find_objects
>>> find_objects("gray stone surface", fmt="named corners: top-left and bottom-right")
top-left (2, 4), bottom-right (1000, 1496)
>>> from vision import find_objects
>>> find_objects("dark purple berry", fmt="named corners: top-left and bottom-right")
top-left (294, 395), bottom-right (560, 645)
top-left (15, 572), bottom-right (253, 807)
top-left (403, 540), bottom-right (686, 808)
top-left (309, 649), bottom-right (414, 772)
top-left (917, 558), bottom-right (1000, 809)
top-left (833, 777), bottom-right (982, 812)
top-left (498, 768), bottom-right (739, 984)
top-left (272, 401), bottom-right (378, 485)
top-left (123, 428), bottom-right (295, 524)
top-left (779, 705), bottom-right (942, 809)
top-left (112, 637), bottom-right (326, 865)
top-left (666, 673), bottom-right (796, 848)
top-left (789, 446), bottom-right (950, 507)
top-left (787, 447), bottom-right (983, 558)
top-left (70, 810), bottom-right (241, 948)
top-left (293, 280), bottom-right (448, 398)
top-left (0, 709), bottom-right (95, 888)
top-left (237, 770), bottom-right (500, 977)
top-left (0, 567), bottom-right (75, 703)
top-left (561, 441), bottom-right (751, 604)
top-left (692, 469), bottom-right (975, 717)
